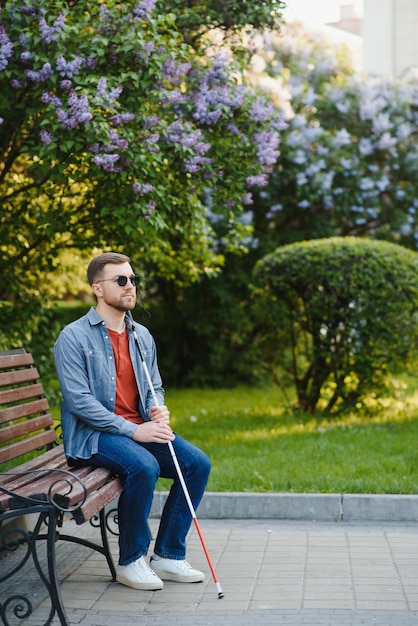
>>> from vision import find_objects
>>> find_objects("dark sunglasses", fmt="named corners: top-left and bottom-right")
top-left (96, 275), bottom-right (140, 287)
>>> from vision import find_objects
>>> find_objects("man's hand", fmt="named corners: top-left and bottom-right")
top-left (149, 405), bottom-right (170, 424)
top-left (132, 414), bottom-right (175, 443)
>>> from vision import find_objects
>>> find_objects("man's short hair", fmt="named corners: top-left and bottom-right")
top-left (87, 252), bottom-right (131, 285)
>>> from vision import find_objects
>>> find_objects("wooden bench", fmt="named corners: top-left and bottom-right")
top-left (0, 351), bottom-right (123, 626)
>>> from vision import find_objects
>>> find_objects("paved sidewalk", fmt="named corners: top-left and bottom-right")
top-left (15, 517), bottom-right (418, 626)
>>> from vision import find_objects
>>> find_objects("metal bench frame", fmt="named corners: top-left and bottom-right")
top-left (0, 351), bottom-right (122, 626)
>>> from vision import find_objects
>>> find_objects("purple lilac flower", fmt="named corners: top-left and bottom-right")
top-left (143, 115), bottom-right (161, 128)
top-left (162, 57), bottom-right (192, 84)
top-left (0, 27), bottom-right (13, 71)
top-left (109, 129), bottom-right (129, 150)
top-left (143, 204), bottom-right (155, 220)
top-left (201, 80), bottom-right (245, 109)
top-left (194, 141), bottom-right (211, 156)
top-left (165, 121), bottom-right (212, 172)
top-left (184, 155), bottom-right (212, 173)
top-left (226, 124), bottom-right (241, 136)
top-left (98, 143), bottom-right (114, 154)
top-left (20, 50), bottom-right (33, 63)
top-left (56, 90), bottom-right (92, 130)
top-left (193, 87), bottom-right (223, 125)
top-left (191, 79), bottom-right (245, 125)
top-left (161, 89), bottom-right (185, 105)
top-left (207, 54), bottom-right (229, 84)
top-left (93, 154), bottom-right (121, 172)
top-left (136, 41), bottom-right (155, 62)
top-left (60, 80), bottom-right (72, 91)
top-left (89, 128), bottom-right (129, 158)
top-left (132, 182), bottom-right (155, 195)
top-left (241, 193), bottom-right (254, 206)
top-left (85, 57), bottom-right (97, 70)
top-left (250, 97), bottom-right (275, 122)
top-left (9, 2), bottom-right (42, 22)
top-left (41, 91), bottom-right (62, 106)
top-left (145, 133), bottom-right (160, 151)
top-left (96, 77), bottom-right (123, 106)
top-left (11, 78), bottom-right (25, 89)
top-left (165, 122), bottom-right (207, 150)
top-left (246, 174), bottom-right (269, 187)
top-left (133, 0), bottom-right (157, 21)
top-left (40, 129), bottom-right (53, 146)
top-left (165, 120), bottom-right (188, 144)
top-left (88, 143), bottom-right (100, 154)
top-left (253, 130), bottom-right (281, 167)
top-left (0, 117), bottom-right (3, 124)
top-left (56, 54), bottom-right (84, 78)
top-left (39, 12), bottom-right (66, 44)
top-left (109, 113), bottom-right (135, 126)
top-left (99, 4), bottom-right (111, 22)
top-left (25, 62), bottom-right (53, 82)
top-left (271, 115), bottom-right (288, 132)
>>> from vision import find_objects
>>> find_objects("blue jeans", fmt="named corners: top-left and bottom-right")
top-left (88, 433), bottom-right (211, 565)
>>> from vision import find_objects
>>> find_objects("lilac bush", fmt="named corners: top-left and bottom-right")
top-left (252, 22), bottom-right (418, 251)
top-left (0, 0), bottom-right (286, 302)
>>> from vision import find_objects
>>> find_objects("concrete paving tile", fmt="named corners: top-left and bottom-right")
top-left (8, 512), bottom-right (418, 625)
top-left (249, 600), bottom-right (302, 609)
top-left (304, 581), bottom-right (352, 591)
top-left (356, 599), bottom-right (408, 611)
top-left (355, 590), bottom-right (404, 599)
top-left (303, 600), bottom-right (354, 609)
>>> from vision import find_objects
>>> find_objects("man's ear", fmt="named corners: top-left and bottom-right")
top-left (91, 283), bottom-right (103, 299)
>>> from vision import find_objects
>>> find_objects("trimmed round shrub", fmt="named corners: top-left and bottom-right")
top-left (253, 237), bottom-right (418, 413)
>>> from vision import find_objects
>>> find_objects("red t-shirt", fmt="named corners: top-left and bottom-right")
top-left (108, 327), bottom-right (144, 424)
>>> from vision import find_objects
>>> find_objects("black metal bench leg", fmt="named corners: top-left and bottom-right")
top-left (0, 506), bottom-right (70, 626)
top-left (44, 511), bottom-right (69, 626)
top-left (31, 510), bottom-right (70, 626)
top-left (98, 508), bottom-right (117, 580)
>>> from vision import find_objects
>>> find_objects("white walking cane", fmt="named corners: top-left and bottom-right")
top-left (131, 324), bottom-right (224, 599)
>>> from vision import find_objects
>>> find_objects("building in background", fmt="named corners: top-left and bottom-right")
top-left (327, 3), bottom-right (362, 36)
top-left (327, 0), bottom-right (418, 76)
top-left (362, 0), bottom-right (418, 76)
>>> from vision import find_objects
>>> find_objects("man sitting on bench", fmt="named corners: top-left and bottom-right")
top-left (54, 252), bottom-right (211, 591)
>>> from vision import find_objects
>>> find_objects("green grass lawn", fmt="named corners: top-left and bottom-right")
top-left (44, 376), bottom-right (418, 494)
top-left (157, 378), bottom-right (418, 494)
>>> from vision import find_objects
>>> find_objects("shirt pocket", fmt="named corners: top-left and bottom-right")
top-left (84, 349), bottom-right (106, 386)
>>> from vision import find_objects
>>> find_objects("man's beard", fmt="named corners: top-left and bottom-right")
top-left (104, 293), bottom-right (136, 312)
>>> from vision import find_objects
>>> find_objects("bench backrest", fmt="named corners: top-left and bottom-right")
top-left (0, 351), bottom-right (56, 466)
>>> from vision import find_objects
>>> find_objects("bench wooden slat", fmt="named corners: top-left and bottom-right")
top-left (54, 466), bottom-right (116, 508)
top-left (4, 468), bottom-right (87, 508)
top-left (0, 366), bottom-right (40, 387)
top-left (73, 477), bottom-right (123, 525)
top-left (0, 446), bottom-right (68, 511)
top-left (0, 382), bottom-right (44, 405)
top-left (0, 429), bottom-right (57, 464)
top-left (0, 444), bottom-right (65, 476)
top-left (0, 398), bottom-right (51, 425)
top-left (1, 445), bottom-right (65, 482)
top-left (0, 414), bottom-right (55, 444)
top-left (0, 352), bottom-right (34, 370)
top-left (0, 448), bottom-right (76, 511)
top-left (1, 459), bottom-right (119, 519)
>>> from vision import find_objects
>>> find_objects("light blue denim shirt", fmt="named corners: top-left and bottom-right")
top-left (54, 307), bottom-right (165, 461)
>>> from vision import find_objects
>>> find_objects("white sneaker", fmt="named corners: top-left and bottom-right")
top-left (150, 556), bottom-right (205, 583)
top-left (116, 556), bottom-right (164, 590)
